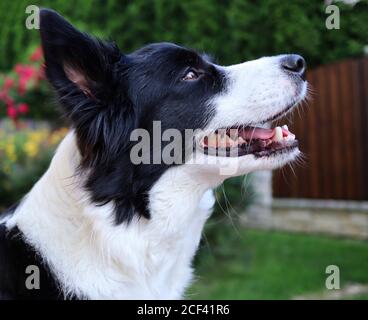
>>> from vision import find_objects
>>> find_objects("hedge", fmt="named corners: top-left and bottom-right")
top-left (0, 0), bottom-right (367, 71)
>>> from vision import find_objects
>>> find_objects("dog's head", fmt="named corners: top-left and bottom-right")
top-left (40, 9), bottom-right (307, 223)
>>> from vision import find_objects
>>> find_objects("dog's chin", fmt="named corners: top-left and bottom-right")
top-left (189, 144), bottom-right (300, 179)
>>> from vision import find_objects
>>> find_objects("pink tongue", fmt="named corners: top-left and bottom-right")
top-left (239, 127), bottom-right (275, 140)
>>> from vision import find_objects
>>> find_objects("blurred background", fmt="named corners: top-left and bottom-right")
top-left (0, 0), bottom-right (368, 299)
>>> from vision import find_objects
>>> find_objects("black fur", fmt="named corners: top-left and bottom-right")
top-left (39, 9), bottom-right (226, 223)
top-left (0, 204), bottom-right (64, 300)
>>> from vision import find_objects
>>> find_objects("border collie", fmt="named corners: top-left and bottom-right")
top-left (0, 9), bottom-right (307, 300)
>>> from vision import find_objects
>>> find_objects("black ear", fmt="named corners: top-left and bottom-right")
top-left (40, 8), bottom-right (121, 102)
top-left (40, 9), bottom-right (143, 224)
top-left (39, 9), bottom-right (135, 167)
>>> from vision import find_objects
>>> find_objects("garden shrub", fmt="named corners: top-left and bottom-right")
top-left (0, 0), bottom-right (367, 211)
top-left (0, 46), bottom-right (57, 121)
top-left (0, 0), bottom-right (367, 71)
top-left (0, 122), bottom-right (68, 209)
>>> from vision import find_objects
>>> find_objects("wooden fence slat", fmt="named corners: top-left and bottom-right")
top-left (350, 60), bottom-right (364, 199)
top-left (327, 63), bottom-right (341, 198)
top-left (362, 59), bottom-right (368, 198)
top-left (339, 60), bottom-right (356, 199)
top-left (306, 69), bottom-right (321, 198)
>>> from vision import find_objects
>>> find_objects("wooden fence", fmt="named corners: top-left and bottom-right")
top-left (273, 56), bottom-right (368, 200)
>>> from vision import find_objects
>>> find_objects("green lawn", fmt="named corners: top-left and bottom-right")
top-left (189, 227), bottom-right (368, 300)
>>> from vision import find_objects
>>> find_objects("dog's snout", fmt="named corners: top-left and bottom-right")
top-left (281, 54), bottom-right (306, 79)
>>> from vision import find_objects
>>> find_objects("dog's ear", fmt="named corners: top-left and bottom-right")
top-left (40, 9), bottom-right (145, 224)
top-left (39, 9), bottom-right (135, 167)
top-left (40, 8), bottom-right (121, 103)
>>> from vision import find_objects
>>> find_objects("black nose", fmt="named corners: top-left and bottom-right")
top-left (281, 54), bottom-right (306, 79)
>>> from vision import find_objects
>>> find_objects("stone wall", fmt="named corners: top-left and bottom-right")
top-left (241, 171), bottom-right (368, 239)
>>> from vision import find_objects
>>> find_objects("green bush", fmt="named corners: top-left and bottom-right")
top-left (0, 0), bottom-right (367, 71)
top-left (1, 0), bottom-right (367, 210)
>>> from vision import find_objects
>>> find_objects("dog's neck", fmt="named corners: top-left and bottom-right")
top-left (9, 132), bottom-right (217, 299)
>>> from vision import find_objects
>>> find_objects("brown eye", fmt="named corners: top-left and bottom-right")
top-left (182, 70), bottom-right (199, 81)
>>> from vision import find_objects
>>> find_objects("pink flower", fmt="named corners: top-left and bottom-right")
top-left (30, 47), bottom-right (43, 62)
top-left (7, 105), bottom-right (17, 119)
top-left (4, 95), bottom-right (14, 106)
top-left (15, 64), bottom-right (35, 81)
top-left (18, 78), bottom-right (27, 96)
top-left (15, 64), bottom-right (38, 95)
top-left (0, 90), bottom-right (7, 100)
top-left (15, 64), bottom-right (24, 74)
top-left (4, 77), bottom-right (14, 90)
top-left (17, 103), bottom-right (29, 114)
top-left (24, 66), bottom-right (36, 80)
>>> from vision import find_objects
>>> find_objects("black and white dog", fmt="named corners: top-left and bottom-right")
top-left (0, 9), bottom-right (307, 300)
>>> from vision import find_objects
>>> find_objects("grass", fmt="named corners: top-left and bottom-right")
top-left (188, 226), bottom-right (368, 300)
top-left (349, 294), bottom-right (368, 300)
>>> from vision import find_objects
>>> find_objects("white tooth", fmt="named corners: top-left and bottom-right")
top-left (206, 133), bottom-right (218, 148)
top-left (228, 129), bottom-right (239, 140)
top-left (218, 134), bottom-right (228, 147)
top-left (226, 135), bottom-right (238, 143)
top-left (237, 137), bottom-right (246, 145)
top-left (274, 127), bottom-right (283, 142)
top-left (282, 125), bottom-right (288, 131)
top-left (226, 136), bottom-right (236, 147)
top-left (285, 133), bottom-right (296, 141)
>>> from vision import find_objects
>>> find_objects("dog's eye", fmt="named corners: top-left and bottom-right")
top-left (182, 69), bottom-right (199, 81)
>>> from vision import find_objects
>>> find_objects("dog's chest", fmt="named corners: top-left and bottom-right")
top-left (4, 144), bottom-right (216, 299)
top-left (80, 189), bottom-right (215, 299)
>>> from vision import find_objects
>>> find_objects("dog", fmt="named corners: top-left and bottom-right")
top-left (0, 9), bottom-right (307, 300)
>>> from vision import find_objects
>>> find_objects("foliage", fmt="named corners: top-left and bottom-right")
top-left (0, 46), bottom-right (56, 121)
top-left (0, 122), bottom-right (68, 208)
top-left (0, 0), bottom-right (367, 209)
top-left (0, 47), bottom-right (45, 124)
top-left (0, 0), bottom-right (367, 71)
top-left (190, 228), bottom-right (368, 299)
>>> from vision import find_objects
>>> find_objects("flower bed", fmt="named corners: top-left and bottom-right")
top-left (0, 122), bottom-right (68, 209)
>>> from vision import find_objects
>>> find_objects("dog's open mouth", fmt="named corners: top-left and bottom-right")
top-left (199, 125), bottom-right (298, 157)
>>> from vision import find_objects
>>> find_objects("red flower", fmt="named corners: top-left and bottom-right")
top-left (15, 64), bottom-right (24, 74)
top-left (4, 95), bottom-right (14, 106)
top-left (30, 47), bottom-right (43, 62)
top-left (0, 90), bottom-right (7, 100)
top-left (4, 77), bottom-right (14, 90)
top-left (15, 64), bottom-right (36, 80)
top-left (1, 50), bottom-right (45, 121)
top-left (7, 105), bottom-right (17, 119)
top-left (18, 78), bottom-right (27, 96)
top-left (17, 103), bottom-right (29, 114)
top-left (15, 64), bottom-right (38, 95)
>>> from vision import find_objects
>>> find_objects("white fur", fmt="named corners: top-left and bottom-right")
top-left (0, 214), bottom-right (10, 225)
top-left (208, 55), bottom-right (307, 131)
top-left (6, 55), bottom-right (306, 299)
top-left (7, 133), bottom-right (217, 299)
